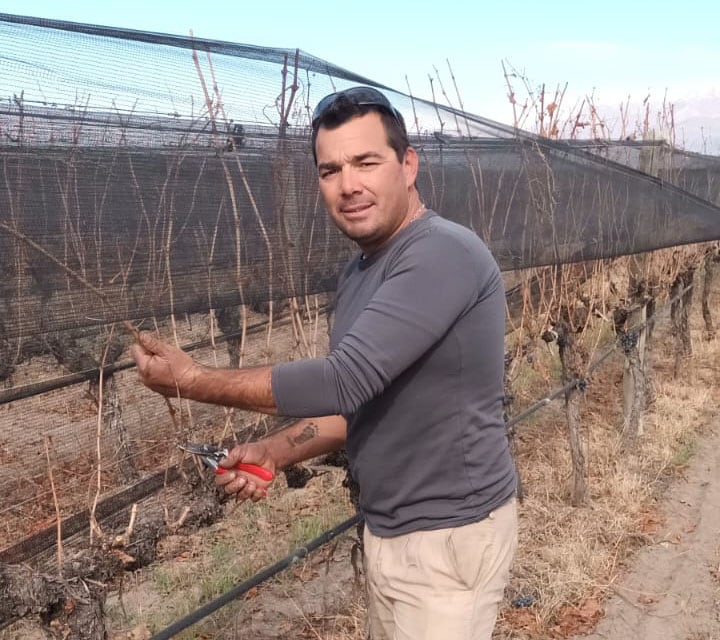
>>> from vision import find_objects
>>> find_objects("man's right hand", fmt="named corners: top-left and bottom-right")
top-left (215, 415), bottom-right (347, 504)
top-left (216, 442), bottom-right (276, 503)
top-left (131, 332), bottom-right (198, 398)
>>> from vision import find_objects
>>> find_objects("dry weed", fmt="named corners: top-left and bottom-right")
top-left (99, 272), bottom-right (718, 640)
top-left (103, 468), bottom-right (356, 638)
top-left (496, 274), bottom-right (719, 638)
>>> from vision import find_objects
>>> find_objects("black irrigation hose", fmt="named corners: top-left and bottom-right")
top-left (149, 283), bottom-right (689, 637)
top-left (3, 277), bottom-right (696, 632)
top-left (506, 281), bottom-right (695, 434)
top-left (0, 282), bottom-right (526, 406)
top-left (0, 358), bottom-right (137, 405)
top-left (0, 467), bottom-right (179, 564)
top-left (0, 417), bottom-right (297, 564)
top-left (0, 310), bottom-right (312, 405)
top-left (148, 512), bottom-right (364, 640)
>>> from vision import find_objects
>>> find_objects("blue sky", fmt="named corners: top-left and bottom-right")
top-left (1, 0), bottom-right (718, 150)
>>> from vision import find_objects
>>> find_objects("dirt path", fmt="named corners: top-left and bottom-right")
top-left (580, 419), bottom-right (720, 640)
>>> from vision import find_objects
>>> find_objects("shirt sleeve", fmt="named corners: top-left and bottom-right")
top-left (271, 229), bottom-right (498, 417)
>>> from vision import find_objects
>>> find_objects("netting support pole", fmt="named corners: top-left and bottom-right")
top-left (555, 320), bottom-right (588, 506)
top-left (701, 244), bottom-right (719, 340)
top-left (671, 268), bottom-right (695, 377)
top-left (622, 255), bottom-right (649, 441)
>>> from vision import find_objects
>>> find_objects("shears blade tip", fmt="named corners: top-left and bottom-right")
top-left (178, 443), bottom-right (224, 456)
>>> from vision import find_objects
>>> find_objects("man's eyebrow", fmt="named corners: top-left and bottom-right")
top-left (353, 152), bottom-right (384, 162)
top-left (317, 152), bottom-right (385, 172)
top-left (317, 160), bottom-right (340, 172)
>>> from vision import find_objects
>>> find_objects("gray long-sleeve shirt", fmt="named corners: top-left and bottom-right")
top-left (272, 211), bottom-right (517, 536)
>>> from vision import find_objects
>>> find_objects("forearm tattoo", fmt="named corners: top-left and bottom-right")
top-left (287, 422), bottom-right (318, 447)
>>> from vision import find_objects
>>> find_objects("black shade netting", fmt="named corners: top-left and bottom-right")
top-left (0, 12), bottom-right (719, 563)
top-left (1, 13), bottom-right (720, 340)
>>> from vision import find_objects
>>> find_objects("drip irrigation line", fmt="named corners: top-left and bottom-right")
top-left (0, 283), bottom-right (514, 406)
top-left (1, 279), bottom-right (522, 406)
top-left (506, 281), bottom-right (695, 434)
top-left (147, 283), bottom-right (697, 637)
top-left (148, 512), bottom-right (363, 640)
top-left (0, 467), bottom-right (180, 564)
top-left (1, 358), bottom-right (133, 405)
top-left (0, 419), bottom-right (296, 563)
top-left (0, 272), bottom-right (697, 629)
top-left (0, 308), bottom-right (321, 406)
top-left (2, 281), bottom-right (695, 562)
top-left (0, 439), bottom-right (170, 515)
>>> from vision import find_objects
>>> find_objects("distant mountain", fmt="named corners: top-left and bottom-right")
top-left (674, 90), bottom-right (720, 154)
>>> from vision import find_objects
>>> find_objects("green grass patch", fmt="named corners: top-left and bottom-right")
top-left (671, 437), bottom-right (698, 467)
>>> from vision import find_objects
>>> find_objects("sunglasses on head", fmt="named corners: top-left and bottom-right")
top-left (311, 86), bottom-right (404, 129)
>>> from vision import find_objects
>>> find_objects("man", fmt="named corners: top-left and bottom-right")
top-left (132, 86), bottom-right (518, 639)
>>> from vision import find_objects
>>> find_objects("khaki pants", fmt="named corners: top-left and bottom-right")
top-left (363, 498), bottom-right (518, 640)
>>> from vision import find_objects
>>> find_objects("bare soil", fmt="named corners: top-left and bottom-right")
top-left (1, 273), bottom-right (717, 640)
top-left (577, 418), bottom-right (720, 640)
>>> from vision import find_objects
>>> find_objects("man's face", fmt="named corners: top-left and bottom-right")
top-left (315, 112), bottom-right (418, 255)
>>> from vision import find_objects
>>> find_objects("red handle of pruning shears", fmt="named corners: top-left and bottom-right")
top-left (178, 443), bottom-right (275, 482)
top-left (216, 462), bottom-right (274, 482)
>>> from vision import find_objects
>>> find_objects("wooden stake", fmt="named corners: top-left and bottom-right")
top-left (44, 435), bottom-right (63, 576)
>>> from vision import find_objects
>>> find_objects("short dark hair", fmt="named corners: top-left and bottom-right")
top-left (311, 87), bottom-right (409, 164)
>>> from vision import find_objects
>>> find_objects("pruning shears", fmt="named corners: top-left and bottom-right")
top-left (178, 443), bottom-right (274, 482)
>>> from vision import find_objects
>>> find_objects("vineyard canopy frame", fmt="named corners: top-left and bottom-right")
top-left (1, 12), bottom-right (720, 340)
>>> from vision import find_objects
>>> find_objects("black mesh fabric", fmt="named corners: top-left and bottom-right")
top-left (1, 13), bottom-right (720, 561)
top-left (1, 12), bottom-right (720, 339)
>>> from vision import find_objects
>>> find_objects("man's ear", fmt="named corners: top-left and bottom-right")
top-left (403, 147), bottom-right (419, 187)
